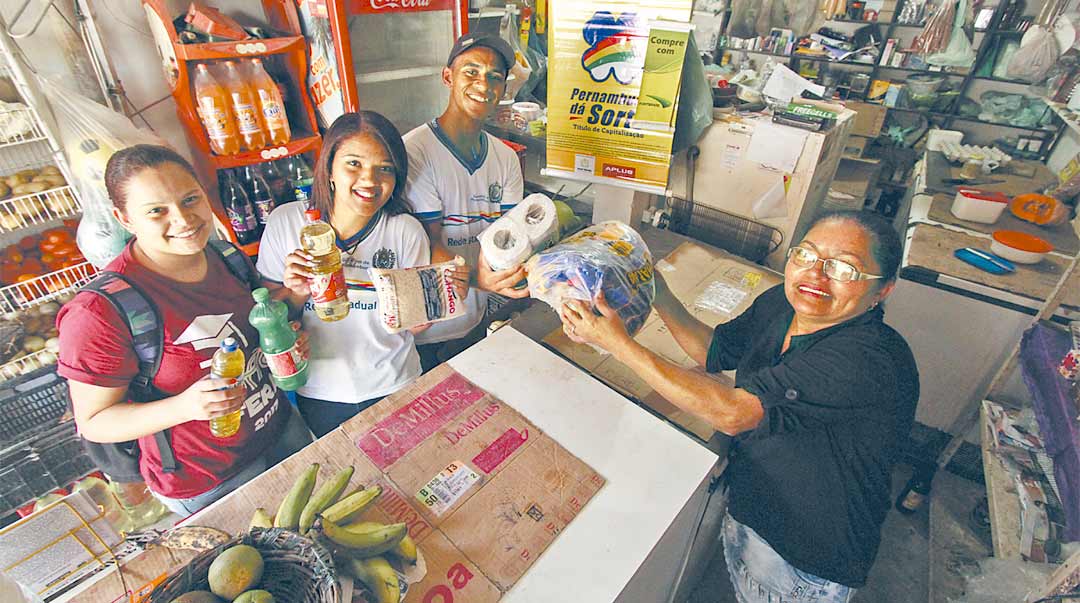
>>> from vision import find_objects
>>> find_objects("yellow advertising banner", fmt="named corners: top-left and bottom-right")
top-left (546, 1), bottom-right (693, 194)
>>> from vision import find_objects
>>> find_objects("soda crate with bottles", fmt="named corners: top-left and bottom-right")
top-left (142, 0), bottom-right (324, 257)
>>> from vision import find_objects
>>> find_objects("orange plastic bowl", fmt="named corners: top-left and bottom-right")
top-left (991, 230), bottom-right (1054, 264)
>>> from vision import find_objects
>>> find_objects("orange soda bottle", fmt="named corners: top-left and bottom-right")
top-left (249, 58), bottom-right (291, 145)
top-left (222, 60), bottom-right (267, 151)
top-left (193, 63), bottom-right (240, 155)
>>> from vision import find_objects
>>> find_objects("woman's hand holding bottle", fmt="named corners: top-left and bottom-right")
top-left (283, 248), bottom-right (316, 297)
top-left (173, 377), bottom-right (246, 422)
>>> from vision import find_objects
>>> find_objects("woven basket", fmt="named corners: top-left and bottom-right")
top-left (144, 528), bottom-right (339, 603)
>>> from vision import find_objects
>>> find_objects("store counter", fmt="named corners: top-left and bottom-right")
top-left (886, 151), bottom-right (1080, 431)
top-left (63, 320), bottom-right (719, 603)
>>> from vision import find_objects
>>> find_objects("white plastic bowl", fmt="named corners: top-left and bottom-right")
top-left (951, 189), bottom-right (1009, 224)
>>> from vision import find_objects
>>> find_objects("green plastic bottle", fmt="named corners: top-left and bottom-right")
top-left (249, 287), bottom-right (308, 390)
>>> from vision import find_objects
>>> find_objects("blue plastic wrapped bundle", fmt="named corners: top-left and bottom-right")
top-left (526, 221), bottom-right (655, 336)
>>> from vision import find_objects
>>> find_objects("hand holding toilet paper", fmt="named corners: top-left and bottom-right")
top-left (479, 193), bottom-right (561, 271)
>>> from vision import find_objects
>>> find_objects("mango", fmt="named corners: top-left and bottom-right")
top-left (208, 545), bottom-right (264, 600)
top-left (169, 592), bottom-right (223, 603)
top-left (233, 590), bottom-right (274, 603)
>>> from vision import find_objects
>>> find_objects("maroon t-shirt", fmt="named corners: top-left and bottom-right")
top-left (57, 242), bottom-right (288, 498)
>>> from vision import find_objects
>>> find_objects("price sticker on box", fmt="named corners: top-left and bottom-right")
top-left (415, 461), bottom-right (480, 516)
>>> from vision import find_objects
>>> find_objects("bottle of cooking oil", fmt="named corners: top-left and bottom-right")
top-left (72, 475), bottom-right (134, 533)
top-left (300, 209), bottom-right (349, 322)
top-left (110, 480), bottom-right (170, 527)
top-left (208, 337), bottom-right (246, 438)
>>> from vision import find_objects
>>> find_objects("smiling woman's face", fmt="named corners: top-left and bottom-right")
top-left (783, 219), bottom-right (888, 328)
top-left (112, 162), bottom-right (213, 257)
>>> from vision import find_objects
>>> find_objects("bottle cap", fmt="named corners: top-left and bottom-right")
top-left (221, 337), bottom-right (238, 352)
top-left (305, 209), bottom-right (321, 221)
top-left (252, 287), bottom-right (270, 303)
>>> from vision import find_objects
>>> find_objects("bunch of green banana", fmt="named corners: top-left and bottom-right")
top-left (320, 485), bottom-right (382, 525)
top-left (319, 517), bottom-right (408, 558)
top-left (343, 521), bottom-right (417, 564)
top-left (274, 463), bottom-right (320, 530)
top-left (347, 556), bottom-right (400, 603)
top-left (299, 466), bottom-right (354, 535)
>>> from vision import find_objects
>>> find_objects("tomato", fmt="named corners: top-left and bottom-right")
top-left (39, 252), bottom-right (56, 266)
top-left (59, 258), bottom-right (84, 269)
top-left (63, 219), bottom-right (79, 230)
top-left (2, 246), bottom-right (23, 264)
top-left (43, 229), bottom-right (72, 245)
top-left (15, 273), bottom-right (36, 283)
top-left (38, 240), bottom-right (58, 254)
top-left (50, 243), bottom-right (77, 257)
top-left (17, 236), bottom-right (36, 252)
top-left (20, 259), bottom-right (44, 275)
top-left (0, 265), bottom-right (20, 284)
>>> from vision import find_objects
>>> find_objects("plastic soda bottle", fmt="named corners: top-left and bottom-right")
top-left (285, 155), bottom-right (314, 205)
top-left (193, 63), bottom-right (240, 155)
top-left (300, 209), bottom-right (349, 321)
top-left (241, 165), bottom-right (275, 226)
top-left (248, 58), bottom-right (291, 145)
top-left (249, 287), bottom-right (309, 390)
top-left (208, 337), bottom-right (246, 438)
top-left (221, 171), bottom-right (261, 245)
top-left (222, 60), bottom-right (267, 151)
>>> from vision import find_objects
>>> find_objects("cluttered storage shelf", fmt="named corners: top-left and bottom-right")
top-left (142, 0), bottom-right (325, 257)
top-left (0, 27), bottom-right (99, 518)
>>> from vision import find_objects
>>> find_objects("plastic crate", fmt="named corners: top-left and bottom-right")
top-left (0, 420), bottom-right (93, 517)
top-left (0, 367), bottom-right (70, 448)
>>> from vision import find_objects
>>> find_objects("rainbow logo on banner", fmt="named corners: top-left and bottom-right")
top-left (581, 12), bottom-right (642, 84)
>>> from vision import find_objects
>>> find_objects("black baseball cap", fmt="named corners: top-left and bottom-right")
top-left (446, 33), bottom-right (515, 74)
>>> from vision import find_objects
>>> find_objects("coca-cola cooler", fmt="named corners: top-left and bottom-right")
top-left (296, 0), bottom-right (466, 133)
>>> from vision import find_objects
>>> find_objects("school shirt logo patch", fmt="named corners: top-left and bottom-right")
top-left (372, 247), bottom-right (397, 269)
top-left (488, 182), bottom-right (503, 205)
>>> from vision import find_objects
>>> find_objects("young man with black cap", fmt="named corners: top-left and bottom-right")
top-left (403, 33), bottom-right (529, 369)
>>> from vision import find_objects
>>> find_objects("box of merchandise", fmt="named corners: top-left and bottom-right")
top-left (846, 101), bottom-right (888, 137)
top-left (338, 365), bottom-right (605, 596)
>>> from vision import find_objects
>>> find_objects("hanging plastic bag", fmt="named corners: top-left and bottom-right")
top-left (727, 0), bottom-right (761, 38)
top-left (526, 221), bottom-right (655, 338)
top-left (500, 8), bottom-right (534, 101)
top-left (928, 0), bottom-right (976, 67)
top-left (673, 36), bottom-right (712, 153)
top-left (36, 77), bottom-right (166, 268)
top-left (1006, 28), bottom-right (1060, 82)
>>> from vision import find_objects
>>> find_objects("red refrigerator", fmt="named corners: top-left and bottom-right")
top-left (301, 0), bottom-right (466, 133)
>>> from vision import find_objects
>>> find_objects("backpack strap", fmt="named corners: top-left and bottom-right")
top-left (208, 239), bottom-right (261, 291)
top-left (82, 272), bottom-right (179, 475)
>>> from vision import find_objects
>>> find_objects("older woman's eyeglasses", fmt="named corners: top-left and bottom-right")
top-left (786, 246), bottom-right (883, 283)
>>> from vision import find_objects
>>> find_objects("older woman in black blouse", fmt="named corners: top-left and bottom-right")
top-left (559, 211), bottom-right (919, 603)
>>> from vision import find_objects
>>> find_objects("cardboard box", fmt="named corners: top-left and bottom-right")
top-left (846, 101), bottom-right (888, 137)
top-left (339, 366), bottom-right (604, 595)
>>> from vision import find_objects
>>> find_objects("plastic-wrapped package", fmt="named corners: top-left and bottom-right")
top-left (1006, 28), bottom-right (1060, 82)
top-left (37, 77), bottom-right (167, 268)
top-left (526, 221), bottom-right (655, 336)
top-left (371, 257), bottom-right (466, 333)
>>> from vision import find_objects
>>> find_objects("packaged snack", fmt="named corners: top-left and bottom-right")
top-left (526, 221), bottom-right (655, 336)
top-left (372, 257), bottom-right (466, 333)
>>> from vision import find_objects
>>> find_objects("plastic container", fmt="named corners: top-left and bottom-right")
top-left (950, 188), bottom-right (1009, 223)
top-left (990, 230), bottom-right (1054, 264)
top-left (906, 74), bottom-right (945, 95)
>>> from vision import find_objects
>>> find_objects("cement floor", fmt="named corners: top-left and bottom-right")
top-left (686, 465), bottom-right (939, 603)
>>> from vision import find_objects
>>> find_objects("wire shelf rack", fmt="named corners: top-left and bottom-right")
top-left (0, 104), bottom-right (47, 150)
top-left (0, 261), bottom-right (95, 313)
top-left (0, 349), bottom-right (57, 384)
top-left (0, 185), bottom-right (80, 232)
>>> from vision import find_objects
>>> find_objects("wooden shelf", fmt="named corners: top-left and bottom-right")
top-left (207, 134), bottom-right (321, 170)
top-left (980, 400), bottom-right (1023, 560)
top-left (1044, 99), bottom-right (1080, 138)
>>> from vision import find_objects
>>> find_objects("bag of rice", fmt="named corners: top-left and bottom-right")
top-left (371, 257), bottom-right (466, 333)
top-left (526, 221), bottom-right (655, 337)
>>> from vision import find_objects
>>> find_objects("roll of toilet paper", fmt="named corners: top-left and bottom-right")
top-left (480, 217), bottom-right (533, 271)
top-left (506, 193), bottom-right (560, 250)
